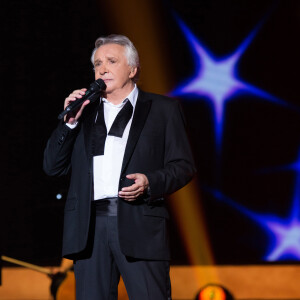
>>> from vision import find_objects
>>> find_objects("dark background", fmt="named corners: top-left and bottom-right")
top-left (1, 0), bottom-right (300, 266)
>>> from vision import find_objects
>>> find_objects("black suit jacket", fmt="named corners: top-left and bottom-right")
top-left (43, 90), bottom-right (196, 260)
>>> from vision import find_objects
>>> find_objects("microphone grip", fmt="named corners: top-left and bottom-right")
top-left (57, 79), bottom-right (106, 120)
top-left (57, 90), bottom-right (99, 120)
top-left (58, 106), bottom-right (72, 120)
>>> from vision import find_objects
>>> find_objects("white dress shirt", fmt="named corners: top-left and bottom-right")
top-left (93, 85), bottom-right (138, 200)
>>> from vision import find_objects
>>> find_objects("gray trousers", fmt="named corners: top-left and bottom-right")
top-left (74, 205), bottom-right (171, 300)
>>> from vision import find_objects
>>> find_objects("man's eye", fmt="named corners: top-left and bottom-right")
top-left (109, 60), bottom-right (116, 64)
top-left (94, 63), bottom-right (101, 68)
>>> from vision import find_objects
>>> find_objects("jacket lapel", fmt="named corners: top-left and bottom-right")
top-left (83, 100), bottom-right (99, 158)
top-left (121, 90), bottom-right (152, 175)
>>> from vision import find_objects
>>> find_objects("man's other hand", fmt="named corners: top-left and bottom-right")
top-left (119, 173), bottom-right (149, 201)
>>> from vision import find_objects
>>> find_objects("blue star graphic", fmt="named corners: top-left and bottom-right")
top-left (265, 218), bottom-right (300, 260)
top-left (170, 16), bottom-right (287, 149)
top-left (209, 148), bottom-right (300, 261)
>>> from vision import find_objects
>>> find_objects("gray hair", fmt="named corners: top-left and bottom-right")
top-left (91, 34), bottom-right (140, 83)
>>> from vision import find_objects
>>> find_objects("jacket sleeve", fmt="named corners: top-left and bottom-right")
top-left (43, 121), bottom-right (80, 176)
top-left (144, 100), bottom-right (196, 200)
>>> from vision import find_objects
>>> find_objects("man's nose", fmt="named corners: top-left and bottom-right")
top-left (99, 64), bottom-right (108, 75)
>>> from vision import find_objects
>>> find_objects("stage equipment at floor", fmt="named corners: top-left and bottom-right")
top-left (195, 283), bottom-right (235, 300)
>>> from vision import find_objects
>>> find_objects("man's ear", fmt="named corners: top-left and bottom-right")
top-left (129, 67), bottom-right (137, 79)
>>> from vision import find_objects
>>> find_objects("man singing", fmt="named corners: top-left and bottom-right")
top-left (44, 34), bottom-right (196, 300)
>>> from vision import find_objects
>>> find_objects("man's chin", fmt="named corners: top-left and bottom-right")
top-left (103, 83), bottom-right (114, 92)
top-left (104, 89), bottom-right (113, 94)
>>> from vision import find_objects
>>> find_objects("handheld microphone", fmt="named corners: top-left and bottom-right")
top-left (58, 79), bottom-right (106, 120)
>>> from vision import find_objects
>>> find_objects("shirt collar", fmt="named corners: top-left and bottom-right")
top-left (102, 84), bottom-right (138, 108)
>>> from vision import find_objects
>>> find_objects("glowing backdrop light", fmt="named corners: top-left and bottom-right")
top-left (169, 4), bottom-right (300, 264)
top-left (170, 15), bottom-right (294, 152)
top-left (207, 146), bottom-right (300, 262)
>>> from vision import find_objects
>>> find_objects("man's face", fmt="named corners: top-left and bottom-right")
top-left (93, 44), bottom-right (136, 97)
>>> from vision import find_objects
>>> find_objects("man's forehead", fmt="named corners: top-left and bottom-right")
top-left (94, 43), bottom-right (125, 58)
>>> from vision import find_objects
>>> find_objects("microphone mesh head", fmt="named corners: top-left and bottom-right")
top-left (92, 79), bottom-right (106, 91)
